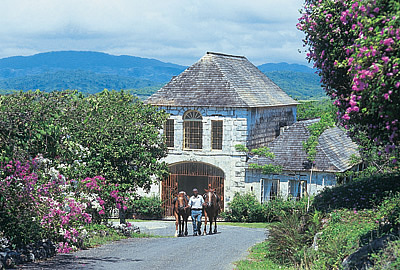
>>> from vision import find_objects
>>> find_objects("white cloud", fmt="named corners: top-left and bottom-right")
top-left (0, 0), bottom-right (307, 65)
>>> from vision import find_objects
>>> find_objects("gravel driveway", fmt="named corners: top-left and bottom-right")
top-left (22, 221), bottom-right (267, 270)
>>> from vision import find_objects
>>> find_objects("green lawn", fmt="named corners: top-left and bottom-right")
top-left (219, 222), bottom-right (269, 229)
top-left (235, 241), bottom-right (293, 270)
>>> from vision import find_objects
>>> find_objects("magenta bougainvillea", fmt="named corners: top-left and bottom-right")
top-left (298, 0), bottom-right (399, 163)
top-left (0, 158), bottom-right (128, 253)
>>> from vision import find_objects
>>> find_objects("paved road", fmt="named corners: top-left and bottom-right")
top-left (22, 221), bottom-right (267, 270)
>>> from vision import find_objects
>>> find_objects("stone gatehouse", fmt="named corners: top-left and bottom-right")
top-left (144, 52), bottom-right (298, 214)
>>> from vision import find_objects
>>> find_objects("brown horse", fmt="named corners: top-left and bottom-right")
top-left (173, 191), bottom-right (190, 237)
top-left (203, 187), bottom-right (220, 235)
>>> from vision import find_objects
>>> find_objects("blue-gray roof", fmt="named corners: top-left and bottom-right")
top-left (146, 52), bottom-right (298, 108)
top-left (248, 119), bottom-right (360, 173)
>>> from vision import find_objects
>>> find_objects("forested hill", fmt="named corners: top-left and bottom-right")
top-left (259, 63), bottom-right (325, 100)
top-left (0, 51), bottom-right (325, 99)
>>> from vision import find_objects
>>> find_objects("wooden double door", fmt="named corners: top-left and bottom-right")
top-left (161, 162), bottom-right (224, 216)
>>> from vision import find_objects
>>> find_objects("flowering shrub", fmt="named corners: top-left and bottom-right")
top-left (0, 158), bottom-right (128, 253)
top-left (298, 0), bottom-right (400, 164)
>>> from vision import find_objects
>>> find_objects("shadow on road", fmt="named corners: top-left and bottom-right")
top-left (22, 254), bottom-right (143, 269)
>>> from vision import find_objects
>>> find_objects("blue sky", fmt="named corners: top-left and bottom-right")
top-left (0, 0), bottom-right (307, 66)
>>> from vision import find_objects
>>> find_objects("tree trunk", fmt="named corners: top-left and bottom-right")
top-left (119, 208), bottom-right (126, 224)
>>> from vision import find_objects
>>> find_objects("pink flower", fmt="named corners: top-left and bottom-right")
top-left (383, 38), bottom-right (394, 46)
top-left (382, 56), bottom-right (389, 64)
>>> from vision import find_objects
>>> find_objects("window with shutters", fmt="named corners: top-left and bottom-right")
top-left (211, 120), bottom-right (223, 150)
top-left (165, 119), bottom-right (174, 148)
top-left (183, 111), bottom-right (203, 149)
top-left (260, 179), bottom-right (279, 203)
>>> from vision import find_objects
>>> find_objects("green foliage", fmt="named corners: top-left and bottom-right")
top-left (82, 224), bottom-right (128, 248)
top-left (377, 193), bottom-right (400, 228)
top-left (235, 241), bottom-right (296, 270)
top-left (234, 144), bottom-right (249, 153)
top-left (250, 147), bottom-right (275, 159)
top-left (299, 0), bottom-right (400, 163)
top-left (131, 196), bottom-right (163, 219)
top-left (302, 112), bottom-right (336, 161)
top-left (371, 239), bottom-right (400, 269)
top-left (0, 90), bottom-right (169, 192)
top-left (313, 173), bottom-right (400, 212)
top-left (235, 144), bottom-right (282, 174)
top-left (222, 193), bottom-right (309, 223)
top-left (222, 193), bottom-right (265, 222)
top-left (297, 99), bottom-right (336, 120)
top-left (316, 209), bottom-right (379, 269)
top-left (266, 210), bottom-right (321, 267)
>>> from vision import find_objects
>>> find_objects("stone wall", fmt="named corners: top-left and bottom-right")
top-left (247, 105), bottom-right (297, 149)
top-left (137, 106), bottom-right (249, 210)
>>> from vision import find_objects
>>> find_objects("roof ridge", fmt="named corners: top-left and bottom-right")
top-left (208, 54), bottom-right (250, 107)
top-left (206, 52), bottom-right (246, 58)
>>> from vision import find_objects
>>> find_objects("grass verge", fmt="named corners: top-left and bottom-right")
top-left (219, 222), bottom-right (269, 229)
top-left (235, 241), bottom-right (294, 270)
top-left (83, 224), bottom-right (165, 249)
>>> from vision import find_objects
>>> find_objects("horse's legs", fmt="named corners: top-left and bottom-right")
top-left (203, 211), bottom-right (208, 235)
top-left (184, 215), bottom-right (188, 236)
top-left (213, 215), bottom-right (217, 234)
top-left (174, 213), bottom-right (179, 237)
top-left (179, 214), bottom-right (183, 237)
top-left (208, 214), bottom-right (213, 235)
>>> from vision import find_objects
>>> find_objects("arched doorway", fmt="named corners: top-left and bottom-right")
top-left (161, 162), bottom-right (225, 216)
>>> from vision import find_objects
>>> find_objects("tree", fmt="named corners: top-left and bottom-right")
top-left (0, 90), bottom-right (169, 196)
top-left (298, 0), bottom-right (400, 165)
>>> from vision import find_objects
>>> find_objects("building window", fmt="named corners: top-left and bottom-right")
top-left (260, 179), bottom-right (279, 203)
top-left (165, 119), bottom-right (174, 148)
top-left (288, 180), bottom-right (307, 199)
top-left (183, 110), bottom-right (203, 149)
top-left (211, 120), bottom-right (223, 150)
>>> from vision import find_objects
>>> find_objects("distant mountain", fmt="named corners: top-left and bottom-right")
top-left (0, 51), bottom-right (186, 82)
top-left (0, 70), bottom-right (163, 94)
top-left (0, 51), bottom-right (325, 100)
top-left (257, 62), bottom-right (325, 100)
top-left (264, 71), bottom-right (324, 100)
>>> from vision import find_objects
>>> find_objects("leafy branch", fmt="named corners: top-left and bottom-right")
top-left (235, 145), bottom-right (282, 174)
top-left (302, 113), bottom-right (336, 162)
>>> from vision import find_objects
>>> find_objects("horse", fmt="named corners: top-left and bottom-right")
top-left (173, 191), bottom-right (190, 237)
top-left (203, 187), bottom-right (220, 235)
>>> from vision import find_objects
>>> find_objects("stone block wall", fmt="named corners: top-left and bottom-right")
top-left (137, 106), bottom-right (250, 210)
top-left (247, 105), bottom-right (297, 149)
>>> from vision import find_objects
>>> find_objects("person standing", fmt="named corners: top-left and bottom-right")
top-left (188, 188), bottom-right (204, 236)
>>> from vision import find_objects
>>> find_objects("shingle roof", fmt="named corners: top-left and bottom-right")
top-left (146, 52), bottom-right (298, 108)
top-left (248, 119), bottom-right (360, 172)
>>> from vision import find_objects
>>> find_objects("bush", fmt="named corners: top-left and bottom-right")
top-left (131, 196), bottom-right (163, 219)
top-left (222, 193), bottom-right (310, 223)
top-left (0, 157), bottom-right (129, 252)
top-left (378, 192), bottom-right (400, 229)
top-left (263, 196), bottom-right (309, 222)
top-left (266, 209), bottom-right (321, 266)
top-left (313, 173), bottom-right (400, 212)
top-left (222, 193), bottom-right (265, 222)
